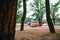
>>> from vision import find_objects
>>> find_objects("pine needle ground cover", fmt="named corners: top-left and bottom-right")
top-left (15, 26), bottom-right (60, 40)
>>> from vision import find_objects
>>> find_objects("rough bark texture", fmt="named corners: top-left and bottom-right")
top-left (20, 0), bottom-right (26, 31)
top-left (45, 0), bottom-right (55, 33)
top-left (0, 0), bottom-right (17, 40)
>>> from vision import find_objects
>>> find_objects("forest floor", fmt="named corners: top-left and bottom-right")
top-left (15, 25), bottom-right (60, 40)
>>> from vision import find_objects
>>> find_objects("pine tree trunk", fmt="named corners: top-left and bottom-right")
top-left (20, 0), bottom-right (26, 31)
top-left (52, 10), bottom-right (55, 25)
top-left (45, 0), bottom-right (55, 33)
top-left (0, 0), bottom-right (17, 40)
top-left (53, 18), bottom-right (55, 25)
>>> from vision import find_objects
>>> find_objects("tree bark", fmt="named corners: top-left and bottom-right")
top-left (45, 0), bottom-right (55, 33)
top-left (0, 0), bottom-right (17, 40)
top-left (20, 0), bottom-right (26, 31)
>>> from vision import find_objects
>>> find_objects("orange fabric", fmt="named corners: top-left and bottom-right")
top-left (27, 22), bottom-right (45, 28)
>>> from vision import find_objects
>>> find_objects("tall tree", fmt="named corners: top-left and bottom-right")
top-left (30, 0), bottom-right (45, 23)
top-left (0, 0), bottom-right (17, 40)
top-left (20, 0), bottom-right (27, 31)
top-left (50, 1), bottom-right (60, 25)
top-left (45, 0), bottom-right (55, 33)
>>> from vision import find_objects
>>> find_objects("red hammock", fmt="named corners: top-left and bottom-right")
top-left (26, 22), bottom-right (45, 28)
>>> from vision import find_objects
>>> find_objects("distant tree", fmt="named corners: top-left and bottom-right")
top-left (50, 1), bottom-right (60, 25)
top-left (25, 17), bottom-right (32, 22)
top-left (16, 0), bottom-right (22, 23)
top-left (30, 0), bottom-right (46, 23)
top-left (20, 0), bottom-right (27, 31)
top-left (0, 0), bottom-right (17, 40)
top-left (55, 17), bottom-right (60, 25)
top-left (45, 0), bottom-right (55, 33)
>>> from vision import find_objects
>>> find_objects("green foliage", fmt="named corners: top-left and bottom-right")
top-left (16, 11), bottom-right (22, 23)
top-left (16, 0), bottom-right (22, 23)
top-left (55, 18), bottom-right (60, 25)
top-left (30, 0), bottom-right (46, 22)
top-left (17, 0), bottom-right (22, 9)
top-left (16, 0), bottom-right (29, 23)
top-left (50, 1), bottom-right (60, 25)
top-left (25, 17), bottom-right (32, 22)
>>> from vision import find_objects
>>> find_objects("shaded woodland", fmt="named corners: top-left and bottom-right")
top-left (0, 0), bottom-right (60, 40)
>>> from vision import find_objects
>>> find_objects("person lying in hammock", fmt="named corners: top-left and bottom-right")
top-left (26, 22), bottom-right (45, 28)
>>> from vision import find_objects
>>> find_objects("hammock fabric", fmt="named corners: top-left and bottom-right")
top-left (26, 22), bottom-right (45, 28)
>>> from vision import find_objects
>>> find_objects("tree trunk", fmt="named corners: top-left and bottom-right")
top-left (39, 0), bottom-right (42, 23)
top-left (0, 0), bottom-right (17, 40)
top-left (20, 0), bottom-right (26, 31)
top-left (45, 0), bottom-right (55, 33)
top-left (38, 15), bottom-right (41, 23)
top-left (38, 18), bottom-right (41, 23)
top-left (52, 10), bottom-right (55, 25)
top-left (52, 18), bottom-right (55, 25)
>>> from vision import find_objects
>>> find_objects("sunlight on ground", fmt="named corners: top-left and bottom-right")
top-left (15, 24), bottom-right (60, 40)
top-left (15, 29), bottom-right (60, 40)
